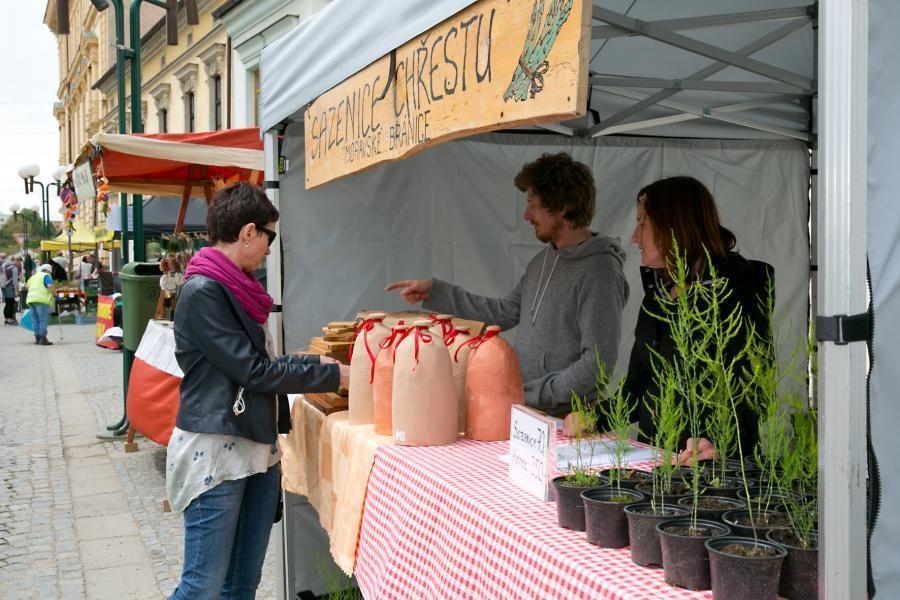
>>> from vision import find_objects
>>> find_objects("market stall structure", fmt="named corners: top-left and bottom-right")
top-left (75, 127), bottom-right (264, 445)
top-left (255, 0), bottom-right (889, 598)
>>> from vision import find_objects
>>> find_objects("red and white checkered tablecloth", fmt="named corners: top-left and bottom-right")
top-left (354, 439), bottom-right (713, 600)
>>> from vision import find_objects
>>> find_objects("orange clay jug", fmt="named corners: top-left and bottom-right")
top-left (464, 325), bottom-right (524, 441)
top-left (446, 325), bottom-right (474, 435)
top-left (392, 319), bottom-right (458, 446)
top-left (372, 321), bottom-right (408, 436)
top-left (349, 313), bottom-right (390, 425)
top-left (429, 313), bottom-right (454, 343)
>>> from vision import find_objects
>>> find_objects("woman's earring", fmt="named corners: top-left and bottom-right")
top-left (244, 241), bottom-right (250, 247)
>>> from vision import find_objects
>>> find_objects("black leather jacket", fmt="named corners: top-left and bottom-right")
top-left (622, 253), bottom-right (773, 454)
top-left (174, 274), bottom-right (339, 444)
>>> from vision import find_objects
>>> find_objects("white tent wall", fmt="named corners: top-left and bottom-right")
top-left (258, 1), bottom-right (892, 597)
top-left (277, 126), bottom-right (810, 382)
top-left (868, 0), bottom-right (899, 596)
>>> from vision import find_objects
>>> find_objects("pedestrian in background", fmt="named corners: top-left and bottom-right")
top-left (26, 264), bottom-right (57, 345)
top-left (1, 253), bottom-right (19, 325)
top-left (52, 250), bottom-right (68, 276)
top-left (78, 254), bottom-right (94, 292)
top-left (166, 182), bottom-right (350, 599)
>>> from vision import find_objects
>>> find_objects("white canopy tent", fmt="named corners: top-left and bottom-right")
top-left (259, 1), bottom-right (888, 597)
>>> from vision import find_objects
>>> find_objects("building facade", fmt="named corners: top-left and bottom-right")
top-left (44, 0), bottom-right (227, 237)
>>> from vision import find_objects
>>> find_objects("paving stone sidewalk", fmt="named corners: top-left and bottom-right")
top-left (0, 321), bottom-right (278, 599)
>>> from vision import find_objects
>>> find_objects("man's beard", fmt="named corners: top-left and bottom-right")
top-left (533, 220), bottom-right (562, 244)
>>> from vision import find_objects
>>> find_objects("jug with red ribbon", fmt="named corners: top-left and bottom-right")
top-left (428, 313), bottom-right (454, 343)
top-left (446, 325), bottom-right (474, 434)
top-left (392, 319), bottom-right (458, 446)
top-left (372, 321), bottom-right (408, 436)
top-left (348, 312), bottom-right (390, 425)
top-left (464, 325), bottom-right (524, 441)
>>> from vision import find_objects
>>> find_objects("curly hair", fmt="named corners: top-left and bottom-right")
top-left (637, 176), bottom-right (736, 280)
top-left (206, 183), bottom-right (279, 245)
top-left (513, 152), bottom-right (596, 228)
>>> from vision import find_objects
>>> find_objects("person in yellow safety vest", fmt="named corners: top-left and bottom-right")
top-left (26, 264), bottom-right (58, 346)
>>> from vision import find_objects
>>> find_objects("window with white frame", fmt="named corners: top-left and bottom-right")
top-left (175, 63), bottom-right (199, 133)
top-left (149, 83), bottom-right (171, 134)
top-left (200, 44), bottom-right (226, 131)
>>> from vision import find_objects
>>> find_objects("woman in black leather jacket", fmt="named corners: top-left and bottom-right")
top-left (166, 182), bottom-right (349, 600)
top-left (624, 176), bottom-right (771, 468)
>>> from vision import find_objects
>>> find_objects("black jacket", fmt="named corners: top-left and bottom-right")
top-left (622, 253), bottom-right (773, 455)
top-left (174, 274), bottom-right (340, 444)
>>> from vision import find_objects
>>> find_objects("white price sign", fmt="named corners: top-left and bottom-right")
top-left (508, 405), bottom-right (557, 501)
top-left (73, 160), bottom-right (96, 206)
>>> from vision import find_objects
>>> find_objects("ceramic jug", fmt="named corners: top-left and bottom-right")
top-left (392, 319), bottom-right (458, 446)
top-left (348, 313), bottom-right (390, 425)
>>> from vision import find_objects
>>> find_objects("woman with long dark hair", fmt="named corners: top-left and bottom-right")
top-left (625, 176), bottom-right (772, 465)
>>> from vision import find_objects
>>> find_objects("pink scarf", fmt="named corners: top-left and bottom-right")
top-left (185, 247), bottom-right (272, 324)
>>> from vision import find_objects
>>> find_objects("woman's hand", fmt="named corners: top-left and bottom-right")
top-left (678, 437), bottom-right (716, 466)
top-left (563, 412), bottom-right (592, 437)
top-left (384, 279), bottom-right (432, 304)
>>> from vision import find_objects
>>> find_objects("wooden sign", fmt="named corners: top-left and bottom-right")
top-left (508, 405), bottom-right (557, 501)
top-left (304, 0), bottom-right (591, 188)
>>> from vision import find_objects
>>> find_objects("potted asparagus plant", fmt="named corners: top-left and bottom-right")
top-left (765, 328), bottom-right (819, 599)
top-left (582, 360), bottom-right (644, 548)
top-left (625, 342), bottom-right (690, 567)
top-left (653, 250), bottom-right (736, 590)
top-left (706, 278), bottom-right (795, 599)
top-left (552, 388), bottom-right (607, 532)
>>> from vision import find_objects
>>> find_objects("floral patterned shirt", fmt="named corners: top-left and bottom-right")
top-left (166, 426), bottom-right (282, 513)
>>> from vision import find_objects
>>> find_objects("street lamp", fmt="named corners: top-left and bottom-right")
top-left (18, 163), bottom-right (66, 248)
top-left (9, 203), bottom-right (40, 279)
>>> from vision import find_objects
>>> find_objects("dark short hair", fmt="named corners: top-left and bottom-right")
top-left (206, 183), bottom-right (279, 244)
top-left (637, 176), bottom-right (736, 280)
top-left (513, 152), bottom-right (596, 228)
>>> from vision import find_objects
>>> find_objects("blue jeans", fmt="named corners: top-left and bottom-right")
top-left (170, 463), bottom-right (281, 600)
top-left (28, 302), bottom-right (51, 338)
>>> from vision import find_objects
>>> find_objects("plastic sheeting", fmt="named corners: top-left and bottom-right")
top-left (868, 0), bottom-right (900, 595)
top-left (278, 127), bottom-right (810, 377)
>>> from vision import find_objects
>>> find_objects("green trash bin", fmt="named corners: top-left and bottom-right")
top-left (119, 262), bottom-right (161, 352)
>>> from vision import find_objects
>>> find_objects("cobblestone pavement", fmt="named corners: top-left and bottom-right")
top-left (0, 321), bottom-right (278, 599)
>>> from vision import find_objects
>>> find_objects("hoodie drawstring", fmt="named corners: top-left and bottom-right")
top-left (530, 247), bottom-right (560, 326)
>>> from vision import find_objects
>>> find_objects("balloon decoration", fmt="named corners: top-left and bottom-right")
top-left (96, 177), bottom-right (110, 218)
top-left (60, 184), bottom-right (78, 232)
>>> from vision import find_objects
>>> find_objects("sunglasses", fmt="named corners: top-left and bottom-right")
top-left (257, 224), bottom-right (277, 247)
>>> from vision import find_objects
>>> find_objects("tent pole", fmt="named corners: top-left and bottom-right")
top-left (818, 1), bottom-right (868, 598)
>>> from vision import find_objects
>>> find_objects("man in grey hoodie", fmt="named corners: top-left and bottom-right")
top-left (386, 152), bottom-right (628, 424)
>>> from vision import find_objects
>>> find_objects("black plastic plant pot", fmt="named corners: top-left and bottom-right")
top-left (766, 528), bottom-right (819, 599)
top-left (699, 476), bottom-right (751, 499)
top-left (721, 508), bottom-right (791, 538)
top-left (677, 495), bottom-right (746, 523)
top-left (656, 518), bottom-right (731, 590)
top-left (623, 503), bottom-right (690, 567)
top-left (706, 536), bottom-right (788, 600)
top-left (635, 480), bottom-right (692, 507)
top-left (598, 468), bottom-right (653, 490)
top-left (552, 475), bottom-right (609, 531)
top-left (739, 486), bottom-right (801, 511)
top-left (581, 487), bottom-right (645, 548)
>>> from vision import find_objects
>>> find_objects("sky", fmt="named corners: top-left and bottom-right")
top-left (0, 4), bottom-right (64, 219)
